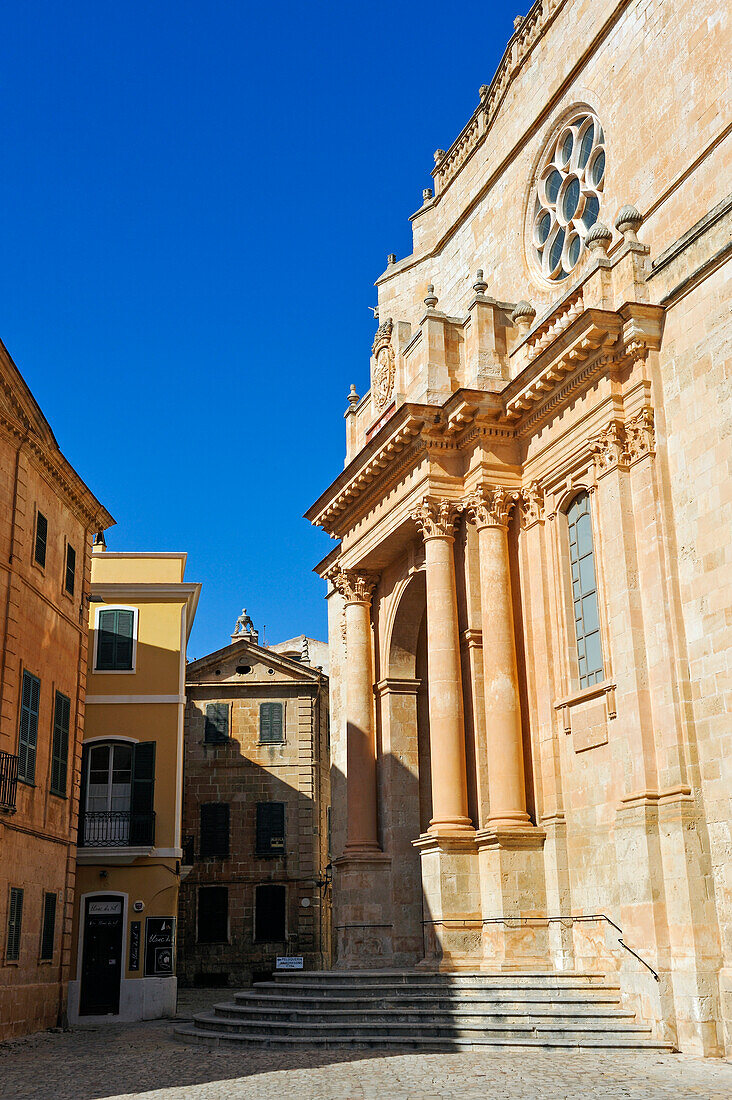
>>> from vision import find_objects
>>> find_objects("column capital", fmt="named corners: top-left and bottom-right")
top-left (331, 568), bottom-right (379, 605)
top-left (464, 486), bottom-right (520, 529)
top-left (412, 497), bottom-right (463, 540)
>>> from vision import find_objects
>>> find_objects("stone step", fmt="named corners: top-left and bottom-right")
top-left (253, 979), bottom-right (621, 995)
top-left (192, 1012), bottom-right (654, 1039)
top-left (269, 970), bottom-right (610, 985)
top-left (232, 992), bottom-right (624, 1010)
top-left (213, 1006), bottom-right (637, 1024)
top-left (175, 1024), bottom-right (675, 1052)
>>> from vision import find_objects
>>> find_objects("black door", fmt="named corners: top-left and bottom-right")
top-left (79, 896), bottom-right (124, 1015)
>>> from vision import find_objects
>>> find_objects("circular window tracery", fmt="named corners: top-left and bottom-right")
top-left (532, 110), bottom-right (606, 282)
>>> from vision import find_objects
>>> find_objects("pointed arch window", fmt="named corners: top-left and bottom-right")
top-left (566, 491), bottom-right (604, 688)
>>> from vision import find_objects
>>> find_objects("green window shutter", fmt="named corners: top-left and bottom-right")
top-left (65, 545), bottom-right (76, 596)
top-left (256, 801), bottom-right (285, 856)
top-left (51, 692), bottom-right (71, 796)
top-left (129, 742), bottom-right (155, 845)
top-left (40, 893), bottom-right (57, 960)
top-left (18, 671), bottom-right (40, 783)
top-left (259, 702), bottom-right (283, 743)
top-left (200, 802), bottom-right (230, 859)
top-left (204, 703), bottom-right (229, 742)
top-left (6, 887), bottom-right (23, 961)
top-left (97, 609), bottom-right (135, 670)
top-left (34, 512), bottom-right (47, 567)
top-left (77, 743), bottom-right (89, 845)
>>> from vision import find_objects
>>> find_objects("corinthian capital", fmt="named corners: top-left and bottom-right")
top-left (412, 497), bottom-right (463, 540)
top-left (464, 486), bottom-right (520, 529)
top-left (331, 568), bottom-right (378, 605)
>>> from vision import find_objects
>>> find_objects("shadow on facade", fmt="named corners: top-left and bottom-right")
top-left (177, 733), bottom-right (331, 990)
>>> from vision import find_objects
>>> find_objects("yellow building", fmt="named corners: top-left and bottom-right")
top-left (67, 541), bottom-right (200, 1023)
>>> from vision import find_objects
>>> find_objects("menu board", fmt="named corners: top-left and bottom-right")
top-left (144, 916), bottom-right (176, 976)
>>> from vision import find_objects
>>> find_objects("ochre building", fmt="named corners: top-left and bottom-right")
top-left (67, 543), bottom-right (200, 1023)
top-left (307, 0), bottom-right (731, 1057)
top-left (178, 618), bottom-right (330, 988)
top-left (0, 342), bottom-right (112, 1039)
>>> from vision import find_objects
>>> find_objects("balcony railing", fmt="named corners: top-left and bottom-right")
top-left (0, 751), bottom-right (19, 812)
top-left (79, 810), bottom-right (155, 848)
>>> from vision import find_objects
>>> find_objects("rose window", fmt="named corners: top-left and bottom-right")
top-left (532, 111), bottom-right (606, 281)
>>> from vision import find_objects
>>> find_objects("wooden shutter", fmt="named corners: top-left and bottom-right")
top-left (40, 893), bottom-right (57, 960)
top-left (197, 886), bottom-right (228, 943)
top-left (205, 703), bottom-right (229, 742)
top-left (200, 802), bottom-right (230, 859)
top-left (18, 671), bottom-right (40, 783)
top-left (254, 884), bottom-right (286, 942)
top-left (51, 692), bottom-right (70, 796)
top-left (256, 802), bottom-right (285, 856)
top-left (97, 609), bottom-right (134, 670)
top-left (129, 742), bottom-right (155, 845)
top-left (6, 887), bottom-right (23, 961)
top-left (34, 512), bottom-right (47, 567)
top-left (259, 702), bottom-right (283, 743)
top-left (65, 545), bottom-right (76, 595)
top-left (78, 743), bottom-right (89, 845)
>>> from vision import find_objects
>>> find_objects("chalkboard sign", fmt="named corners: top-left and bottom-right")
top-left (129, 921), bottom-right (141, 971)
top-left (145, 916), bottom-right (176, 976)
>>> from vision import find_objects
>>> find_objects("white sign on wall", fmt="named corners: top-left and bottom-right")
top-left (89, 901), bottom-right (122, 915)
top-left (276, 956), bottom-right (304, 969)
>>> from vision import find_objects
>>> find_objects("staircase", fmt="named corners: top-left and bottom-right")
top-left (176, 970), bottom-right (675, 1050)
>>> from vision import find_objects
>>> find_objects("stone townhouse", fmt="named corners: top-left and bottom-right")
top-left (0, 340), bottom-right (113, 1038)
top-left (300, 0), bottom-right (731, 1058)
top-left (178, 617), bottom-right (330, 987)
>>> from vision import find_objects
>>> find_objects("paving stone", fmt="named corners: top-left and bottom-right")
top-left (0, 993), bottom-right (729, 1099)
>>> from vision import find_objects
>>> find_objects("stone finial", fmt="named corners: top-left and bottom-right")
top-left (424, 284), bottom-right (438, 309)
top-left (479, 84), bottom-right (489, 99)
top-left (387, 253), bottom-right (397, 265)
top-left (300, 635), bottom-right (311, 664)
top-left (513, 15), bottom-right (524, 29)
top-left (434, 149), bottom-right (446, 165)
top-left (92, 530), bottom-right (107, 551)
top-left (585, 221), bottom-right (612, 254)
top-left (615, 204), bottom-right (644, 244)
top-left (232, 608), bottom-right (257, 642)
top-left (347, 384), bottom-right (360, 410)
top-left (422, 187), bottom-right (433, 203)
top-left (473, 269), bottom-right (488, 296)
top-left (511, 299), bottom-right (536, 332)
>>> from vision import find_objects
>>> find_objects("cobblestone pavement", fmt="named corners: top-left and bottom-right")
top-left (0, 992), bottom-right (729, 1100)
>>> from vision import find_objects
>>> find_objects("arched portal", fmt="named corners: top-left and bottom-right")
top-left (376, 569), bottom-right (430, 965)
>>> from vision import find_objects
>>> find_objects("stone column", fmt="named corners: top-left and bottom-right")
top-left (412, 499), bottom-right (480, 970)
top-left (413, 499), bottom-right (472, 835)
top-left (465, 487), bottom-right (529, 828)
top-left (338, 569), bottom-right (380, 854)
top-left (329, 568), bottom-right (393, 968)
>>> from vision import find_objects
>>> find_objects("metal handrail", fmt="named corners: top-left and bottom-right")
top-left (0, 750), bottom-right (18, 812)
top-left (422, 914), bottom-right (659, 981)
top-left (79, 809), bottom-right (156, 847)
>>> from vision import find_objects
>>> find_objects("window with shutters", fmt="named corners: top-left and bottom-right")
top-left (79, 740), bottom-right (155, 847)
top-left (34, 511), bottom-right (47, 568)
top-left (254, 884), bottom-right (286, 942)
top-left (95, 607), bottom-right (136, 671)
top-left (566, 491), bottom-right (605, 688)
top-left (6, 887), bottom-right (23, 961)
top-left (200, 802), bottom-right (230, 859)
top-left (259, 702), bottom-right (284, 743)
top-left (256, 801), bottom-right (285, 857)
top-left (18, 671), bottom-right (40, 784)
top-left (197, 886), bottom-right (228, 943)
top-left (40, 892), bottom-right (57, 960)
top-left (50, 691), bottom-right (70, 796)
top-left (64, 544), bottom-right (76, 596)
top-left (204, 703), bottom-right (230, 743)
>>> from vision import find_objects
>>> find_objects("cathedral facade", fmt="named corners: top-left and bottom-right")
top-left (307, 0), bottom-right (731, 1057)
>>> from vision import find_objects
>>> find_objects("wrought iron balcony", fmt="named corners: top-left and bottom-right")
top-left (79, 810), bottom-right (156, 848)
top-left (0, 750), bottom-right (19, 812)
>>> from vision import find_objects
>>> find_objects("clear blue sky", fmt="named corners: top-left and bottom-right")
top-left (2, 1), bottom-right (514, 659)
